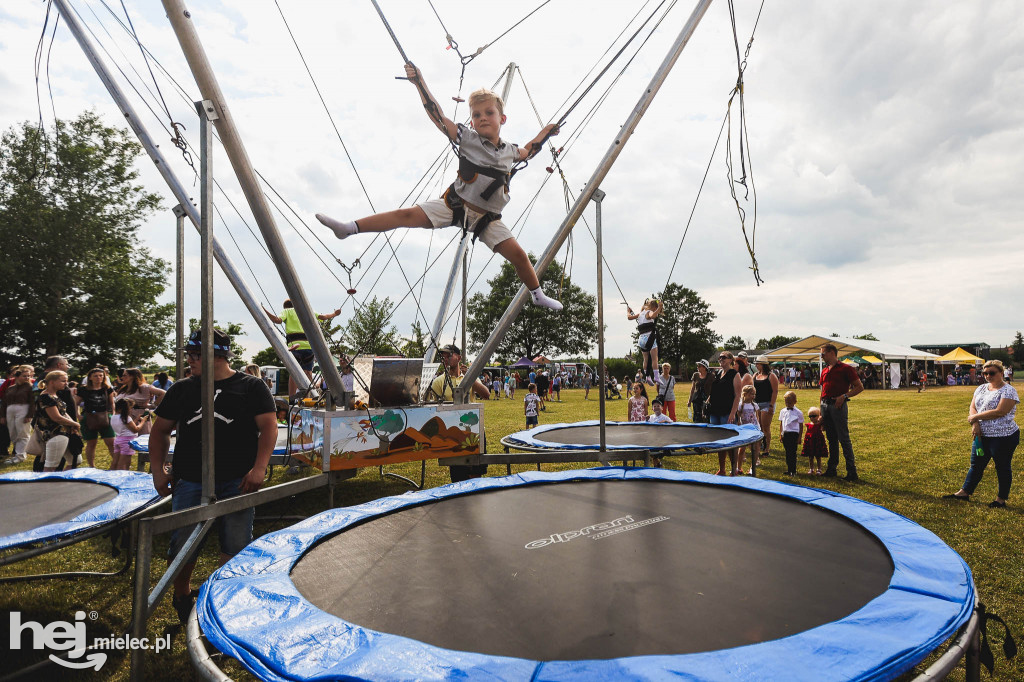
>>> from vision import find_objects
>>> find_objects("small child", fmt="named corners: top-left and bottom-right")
top-left (339, 358), bottom-right (355, 410)
top-left (647, 399), bottom-right (673, 467)
top-left (492, 374), bottom-right (502, 400)
top-left (627, 382), bottom-right (649, 422)
top-left (110, 397), bottom-right (148, 471)
top-left (777, 391), bottom-right (804, 476)
top-left (316, 63), bottom-right (562, 311)
top-left (802, 406), bottom-right (828, 474)
top-left (524, 383), bottom-right (541, 428)
top-left (736, 384), bottom-right (761, 475)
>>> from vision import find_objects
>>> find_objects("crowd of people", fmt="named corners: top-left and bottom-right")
top-left (0, 356), bottom-right (171, 471)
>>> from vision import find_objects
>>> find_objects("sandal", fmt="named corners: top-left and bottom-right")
top-left (941, 493), bottom-right (970, 501)
top-left (988, 500), bottom-right (1007, 508)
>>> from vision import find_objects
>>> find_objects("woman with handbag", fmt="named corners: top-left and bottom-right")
top-left (77, 367), bottom-right (115, 467)
top-left (34, 370), bottom-right (81, 472)
top-left (944, 360), bottom-right (1019, 508)
top-left (656, 363), bottom-right (678, 421)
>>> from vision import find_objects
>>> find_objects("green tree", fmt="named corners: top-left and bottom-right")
top-left (401, 320), bottom-right (428, 358)
top-left (723, 335), bottom-right (746, 351)
top-left (1010, 331), bottom-right (1023, 369)
top-left (755, 335), bottom-right (800, 351)
top-left (339, 296), bottom-right (400, 356)
top-left (188, 319), bottom-right (246, 369)
top-left (251, 346), bottom-right (280, 367)
top-left (0, 113), bottom-right (170, 369)
top-left (853, 332), bottom-right (879, 341)
top-left (466, 255), bottom-right (597, 361)
top-left (636, 284), bottom-right (721, 373)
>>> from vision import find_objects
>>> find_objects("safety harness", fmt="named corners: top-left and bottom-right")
top-left (442, 183), bottom-right (502, 244)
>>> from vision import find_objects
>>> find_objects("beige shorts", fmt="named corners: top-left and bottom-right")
top-left (417, 198), bottom-right (515, 252)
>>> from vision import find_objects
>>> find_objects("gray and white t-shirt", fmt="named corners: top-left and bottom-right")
top-left (453, 123), bottom-right (520, 214)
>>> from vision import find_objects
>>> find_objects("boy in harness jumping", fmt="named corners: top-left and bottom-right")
top-left (316, 63), bottom-right (563, 311)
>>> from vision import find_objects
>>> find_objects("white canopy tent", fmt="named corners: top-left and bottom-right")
top-left (762, 335), bottom-right (942, 388)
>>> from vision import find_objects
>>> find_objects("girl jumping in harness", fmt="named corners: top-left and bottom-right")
top-left (628, 298), bottom-right (663, 384)
top-left (316, 63), bottom-right (562, 311)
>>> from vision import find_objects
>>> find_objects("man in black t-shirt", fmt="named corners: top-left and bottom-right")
top-left (150, 328), bottom-right (277, 624)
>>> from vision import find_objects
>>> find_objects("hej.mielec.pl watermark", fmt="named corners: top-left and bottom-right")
top-left (9, 610), bottom-right (170, 670)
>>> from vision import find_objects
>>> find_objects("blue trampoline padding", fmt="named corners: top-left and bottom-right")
top-left (197, 468), bottom-right (974, 682)
top-left (0, 469), bottom-right (159, 551)
top-left (505, 420), bottom-right (764, 451)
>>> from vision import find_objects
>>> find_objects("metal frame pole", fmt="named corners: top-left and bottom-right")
top-left (52, 0), bottom-right (308, 389)
top-left (173, 205), bottom-right (187, 382)
top-left (162, 0), bottom-right (345, 402)
top-left (198, 99), bottom-right (217, 504)
top-left (456, 0), bottom-right (715, 402)
top-left (424, 235), bottom-right (470, 362)
top-left (593, 190), bottom-right (607, 454)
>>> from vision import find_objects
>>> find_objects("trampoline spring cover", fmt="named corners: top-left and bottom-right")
top-left (504, 420), bottom-right (765, 451)
top-left (196, 468), bottom-right (974, 682)
top-left (0, 469), bottom-right (159, 551)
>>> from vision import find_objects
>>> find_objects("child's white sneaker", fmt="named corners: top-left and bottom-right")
top-left (529, 288), bottom-right (563, 311)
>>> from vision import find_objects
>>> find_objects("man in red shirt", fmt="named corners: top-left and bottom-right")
top-left (819, 344), bottom-right (864, 481)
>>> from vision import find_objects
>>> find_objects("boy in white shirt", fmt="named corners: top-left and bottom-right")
top-left (524, 383), bottom-right (541, 428)
top-left (647, 399), bottom-right (673, 468)
top-left (647, 399), bottom-right (673, 424)
top-left (777, 391), bottom-right (804, 476)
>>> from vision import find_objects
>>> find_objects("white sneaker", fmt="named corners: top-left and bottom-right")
top-left (3, 454), bottom-right (26, 465)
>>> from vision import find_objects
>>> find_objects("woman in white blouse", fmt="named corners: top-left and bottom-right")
top-left (944, 360), bottom-right (1019, 508)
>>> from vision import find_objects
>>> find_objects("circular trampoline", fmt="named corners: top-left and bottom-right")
top-left (195, 468), bottom-right (975, 681)
top-left (502, 420), bottom-right (764, 453)
top-left (0, 469), bottom-right (160, 552)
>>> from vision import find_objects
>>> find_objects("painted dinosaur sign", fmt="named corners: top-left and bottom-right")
top-left (293, 404), bottom-right (483, 471)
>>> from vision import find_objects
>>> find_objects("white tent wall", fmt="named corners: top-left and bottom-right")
top-left (762, 334), bottom-right (943, 389)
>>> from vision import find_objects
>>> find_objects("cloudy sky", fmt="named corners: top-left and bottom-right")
top-left (1, 1), bottom-right (1021, 363)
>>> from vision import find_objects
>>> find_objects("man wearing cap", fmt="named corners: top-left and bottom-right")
top-left (149, 328), bottom-right (278, 624)
top-left (428, 344), bottom-right (490, 482)
top-left (819, 343), bottom-right (864, 481)
top-left (262, 300), bottom-right (342, 401)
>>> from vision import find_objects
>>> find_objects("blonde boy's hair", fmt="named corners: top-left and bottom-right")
top-left (784, 390), bottom-right (797, 402)
top-left (468, 88), bottom-right (504, 116)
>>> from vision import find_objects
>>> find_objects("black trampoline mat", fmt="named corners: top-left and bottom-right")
top-left (0, 480), bottom-right (118, 538)
top-left (291, 479), bottom-right (893, 660)
top-left (527, 423), bottom-right (738, 447)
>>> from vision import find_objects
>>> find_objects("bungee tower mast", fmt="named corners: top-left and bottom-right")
top-left (52, 0), bottom-right (311, 390)
top-left (160, 0), bottom-right (347, 401)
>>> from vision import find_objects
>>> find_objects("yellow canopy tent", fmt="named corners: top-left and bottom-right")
top-left (935, 347), bottom-right (983, 365)
top-left (862, 355), bottom-right (884, 365)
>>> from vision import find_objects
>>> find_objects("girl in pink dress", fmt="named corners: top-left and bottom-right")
top-left (627, 382), bottom-right (649, 422)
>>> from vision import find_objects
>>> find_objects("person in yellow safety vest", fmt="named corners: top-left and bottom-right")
top-left (262, 300), bottom-right (341, 400)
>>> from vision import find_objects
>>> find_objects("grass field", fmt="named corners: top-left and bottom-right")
top-left (2, 384), bottom-right (1021, 680)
